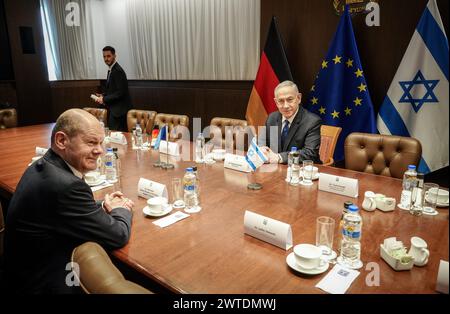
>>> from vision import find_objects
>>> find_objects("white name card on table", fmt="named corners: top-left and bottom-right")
top-left (109, 132), bottom-right (127, 145)
top-left (138, 178), bottom-right (168, 199)
top-left (436, 260), bottom-right (449, 294)
top-left (159, 140), bottom-right (180, 156)
top-left (244, 210), bottom-right (293, 250)
top-left (35, 147), bottom-right (48, 156)
top-left (318, 173), bottom-right (359, 198)
top-left (224, 154), bottom-right (251, 173)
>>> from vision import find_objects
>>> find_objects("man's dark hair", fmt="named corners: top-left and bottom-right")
top-left (102, 46), bottom-right (115, 54)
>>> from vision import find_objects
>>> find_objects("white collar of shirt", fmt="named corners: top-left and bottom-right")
top-left (281, 108), bottom-right (299, 129)
top-left (64, 161), bottom-right (84, 180)
top-left (108, 61), bottom-right (117, 71)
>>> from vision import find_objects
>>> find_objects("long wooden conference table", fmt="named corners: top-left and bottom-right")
top-left (0, 124), bottom-right (448, 294)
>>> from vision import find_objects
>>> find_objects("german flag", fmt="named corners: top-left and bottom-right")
top-left (246, 16), bottom-right (293, 127)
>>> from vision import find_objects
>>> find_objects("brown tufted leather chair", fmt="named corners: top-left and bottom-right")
top-left (154, 113), bottom-right (189, 140)
top-left (71, 242), bottom-right (152, 294)
top-left (209, 117), bottom-right (250, 151)
top-left (0, 108), bottom-right (18, 129)
top-left (344, 132), bottom-right (422, 179)
top-left (320, 125), bottom-right (342, 166)
top-left (83, 107), bottom-right (108, 126)
top-left (127, 109), bottom-right (157, 134)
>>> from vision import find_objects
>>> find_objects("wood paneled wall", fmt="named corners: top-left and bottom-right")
top-left (3, 0), bottom-right (51, 126)
top-left (261, 0), bottom-right (449, 113)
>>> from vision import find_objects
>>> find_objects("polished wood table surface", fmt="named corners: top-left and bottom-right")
top-left (0, 124), bottom-right (448, 294)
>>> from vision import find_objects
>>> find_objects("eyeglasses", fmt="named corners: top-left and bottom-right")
top-left (274, 96), bottom-right (298, 105)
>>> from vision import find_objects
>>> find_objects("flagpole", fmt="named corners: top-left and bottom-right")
top-left (247, 169), bottom-right (262, 190)
top-left (153, 125), bottom-right (163, 168)
top-left (162, 124), bottom-right (174, 170)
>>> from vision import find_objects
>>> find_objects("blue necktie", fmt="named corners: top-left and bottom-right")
top-left (281, 120), bottom-right (289, 148)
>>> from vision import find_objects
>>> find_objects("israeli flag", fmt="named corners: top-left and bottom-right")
top-left (377, 0), bottom-right (449, 174)
top-left (245, 138), bottom-right (268, 171)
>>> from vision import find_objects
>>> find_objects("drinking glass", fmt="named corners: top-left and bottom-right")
top-left (171, 178), bottom-right (185, 208)
top-left (422, 183), bottom-right (439, 216)
top-left (316, 216), bottom-right (336, 260)
top-left (301, 160), bottom-right (314, 186)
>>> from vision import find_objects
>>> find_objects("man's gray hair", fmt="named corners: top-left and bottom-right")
top-left (51, 109), bottom-right (93, 145)
top-left (274, 80), bottom-right (299, 98)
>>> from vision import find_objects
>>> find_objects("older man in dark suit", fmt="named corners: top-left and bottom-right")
top-left (261, 80), bottom-right (322, 164)
top-left (95, 46), bottom-right (132, 131)
top-left (4, 109), bottom-right (135, 294)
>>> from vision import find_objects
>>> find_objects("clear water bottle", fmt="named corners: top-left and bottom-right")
top-left (400, 165), bottom-right (418, 209)
top-left (195, 133), bottom-right (205, 163)
top-left (135, 122), bottom-right (143, 148)
top-left (338, 205), bottom-right (363, 269)
top-left (192, 166), bottom-right (200, 201)
top-left (104, 148), bottom-right (117, 182)
top-left (285, 147), bottom-right (298, 182)
top-left (289, 148), bottom-right (300, 186)
top-left (336, 201), bottom-right (353, 255)
top-left (183, 168), bottom-right (199, 212)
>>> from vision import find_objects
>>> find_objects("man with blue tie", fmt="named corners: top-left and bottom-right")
top-left (261, 81), bottom-right (322, 164)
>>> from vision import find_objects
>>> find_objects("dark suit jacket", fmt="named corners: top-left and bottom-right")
top-left (4, 149), bottom-right (132, 294)
top-left (264, 107), bottom-right (322, 164)
top-left (103, 63), bottom-right (132, 119)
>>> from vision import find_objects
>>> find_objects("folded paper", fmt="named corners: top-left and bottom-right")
top-left (224, 154), bottom-right (251, 173)
top-left (138, 178), bottom-right (168, 199)
top-left (244, 210), bottom-right (292, 250)
top-left (109, 132), bottom-right (127, 145)
top-left (318, 173), bottom-right (358, 198)
top-left (159, 140), bottom-right (180, 156)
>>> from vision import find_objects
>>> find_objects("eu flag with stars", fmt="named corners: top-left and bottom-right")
top-left (305, 5), bottom-right (376, 162)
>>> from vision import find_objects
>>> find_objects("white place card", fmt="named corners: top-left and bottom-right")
top-left (159, 140), bottom-right (180, 156)
top-left (224, 153), bottom-right (251, 173)
top-left (318, 173), bottom-right (359, 198)
top-left (35, 147), bottom-right (48, 156)
top-left (153, 211), bottom-right (190, 228)
top-left (109, 132), bottom-right (128, 145)
top-left (316, 264), bottom-right (360, 294)
top-left (244, 210), bottom-right (293, 250)
top-left (138, 178), bottom-right (168, 199)
top-left (436, 260), bottom-right (449, 294)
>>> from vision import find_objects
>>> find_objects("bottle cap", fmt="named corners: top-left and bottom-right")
top-left (291, 147), bottom-right (298, 152)
top-left (112, 148), bottom-right (118, 152)
top-left (186, 167), bottom-right (193, 172)
top-left (107, 148), bottom-right (113, 152)
top-left (344, 201), bottom-right (353, 209)
top-left (408, 165), bottom-right (416, 170)
top-left (192, 166), bottom-right (198, 172)
top-left (348, 205), bottom-right (359, 212)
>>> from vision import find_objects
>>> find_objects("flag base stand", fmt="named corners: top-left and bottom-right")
top-left (153, 161), bottom-right (163, 168)
top-left (161, 163), bottom-right (175, 170)
top-left (247, 183), bottom-right (262, 190)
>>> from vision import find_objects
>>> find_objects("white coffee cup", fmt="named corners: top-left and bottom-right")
top-left (293, 244), bottom-right (323, 270)
top-left (147, 196), bottom-right (168, 213)
top-left (84, 171), bottom-right (100, 184)
top-left (212, 148), bottom-right (226, 161)
top-left (408, 236), bottom-right (430, 266)
top-left (429, 188), bottom-right (449, 204)
top-left (362, 191), bottom-right (377, 211)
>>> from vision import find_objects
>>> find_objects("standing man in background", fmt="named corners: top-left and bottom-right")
top-left (95, 46), bottom-right (132, 131)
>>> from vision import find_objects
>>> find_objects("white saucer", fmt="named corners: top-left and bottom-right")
top-left (185, 206), bottom-right (202, 213)
top-left (143, 204), bottom-right (173, 217)
top-left (286, 252), bottom-right (329, 275)
top-left (173, 201), bottom-right (186, 209)
top-left (86, 178), bottom-right (106, 187)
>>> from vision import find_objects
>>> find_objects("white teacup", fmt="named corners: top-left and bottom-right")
top-left (147, 196), bottom-right (168, 213)
top-left (84, 171), bottom-right (101, 184)
top-left (362, 191), bottom-right (377, 211)
top-left (212, 149), bottom-right (226, 161)
top-left (293, 244), bottom-right (323, 270)
top-left (408, 236), bottom-right (430, 266)
top-left (429, 188), bottom-right (449, 204)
